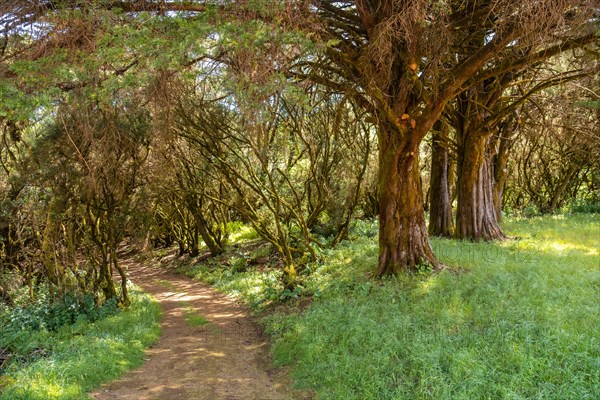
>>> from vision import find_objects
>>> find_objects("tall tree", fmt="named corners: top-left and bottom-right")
top-left (300, 0), bottom-right (597, 273)
top-left (448, 44), bottom-right (596, 240)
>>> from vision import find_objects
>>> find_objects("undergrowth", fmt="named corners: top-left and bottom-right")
top-left (178, 214), bottom-right (600, 399)
top-left (0, 288), bottom-right (161, 400)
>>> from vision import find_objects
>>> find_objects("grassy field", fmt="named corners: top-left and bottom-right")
top-left (182, 214), bottom-right (600, 399)
top-left (0, 289), bottom-right (161, 400)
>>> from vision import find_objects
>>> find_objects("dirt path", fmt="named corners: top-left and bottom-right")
top-left (91, 262), bottom-right (308, 400)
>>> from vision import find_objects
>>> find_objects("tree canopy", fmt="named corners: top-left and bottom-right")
top-left (0, 0), bottom-right (598, 305)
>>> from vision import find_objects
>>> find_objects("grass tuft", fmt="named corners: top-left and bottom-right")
top-left (182, 306), bottom-right (209, 327)
top-left (156, 279), bottom-right (176, 290)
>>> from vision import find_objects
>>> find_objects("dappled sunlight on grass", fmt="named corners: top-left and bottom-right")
top-left (415, 275), bottom-right (440, 295)
top-left (181, 261), bottom-right (286, 310)
top-left (187, 214), bottom-right (600, 399)
top-left (540, 240), bottom-right (599, 258)
top-left (506, 214), bottom-right (600, 247)
top-left (182, 306), bottom-right (209, 327)
top-left (229, 224), bottom-right (260, 243)
top-left (5, 376), bottom-right (80, 400)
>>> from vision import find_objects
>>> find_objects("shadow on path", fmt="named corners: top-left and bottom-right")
top-left (91, 262), bottom-right (309, 400)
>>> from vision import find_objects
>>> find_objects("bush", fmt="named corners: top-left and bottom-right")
top-left (0, 292), bottom-right (119, 355)
top-left (570, 199), bottom-right (600, 214)
top-left (521, 204), bottom-right (541, 217)
top-left (0, 289), bottom-right (161, 400)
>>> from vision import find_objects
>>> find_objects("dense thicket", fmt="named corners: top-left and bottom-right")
top-left (0, 1), bottom-right (598, 306)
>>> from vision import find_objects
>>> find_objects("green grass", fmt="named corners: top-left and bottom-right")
top-left (0, 290), bottom-right (162, 400)
top-left (182, 262), bottom-right (284, 311)
top-left (227, 221), bottom-right (261, 242)
top-left (180, 214), bottom-right (600, 399)
top-left (156, 279), bottom-right (176, 290)
top-left (182, 305), bottom-right (209, 327)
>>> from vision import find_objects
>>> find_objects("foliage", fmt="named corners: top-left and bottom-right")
top-left (228, 222), bottom-right (261, 243)
top-left (0, 292), bottom-right (119, 353)
top-left (569, 198), bottom-right (600, 214)
top-left (0, 94), bottom-right (152, 307)
top-left (0, 289), bottom-right (161, 400)
top-left (502, 71), bottom-right (600, 215)
top-left (181, 261), bottom-right (285, 312)
top-left (171, 80), bottom-right (375, 285)
top-left (0, 0), bottom-right (597, 295)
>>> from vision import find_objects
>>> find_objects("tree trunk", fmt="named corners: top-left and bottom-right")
top-left (0, 285), bottom-right (13, 306)
top-left (493, 118), bottom-right (517, 222)
top-left (99, 251), bottom-right (117, 302)
top-left (545, 165), bottom-right (579, 213)
top-left (186, 194), bottom-right (224, 256)
top-left (456, 131), bottom-right (506, 240)
top-left (492, 179), bottom-right (506, 222)
top-left (196, 214), bottom-right (224, 256)
top-left (376, 128), bottom-right (441, 276)
top-left (493, 140), bottom-right (509, 223)
top-left (111, 250), bottom-right (130, 307)
top-left (189, 226), bottom-right (200, 257)
top-left (429, 124), bottom-right (453, 237)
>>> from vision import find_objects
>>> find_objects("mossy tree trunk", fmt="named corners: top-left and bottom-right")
top-left (195, 211), bottom-right (225, 256)
top-left (376, 125), bottom-right (441, 276)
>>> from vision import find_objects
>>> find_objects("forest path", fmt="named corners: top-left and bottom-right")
top-left (91, 260), bottom-right (306, 400)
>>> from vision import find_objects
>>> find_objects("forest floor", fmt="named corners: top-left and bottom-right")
top-left (90, 258), bottom-right (310, 400)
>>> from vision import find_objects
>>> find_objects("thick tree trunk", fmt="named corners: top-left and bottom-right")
top-left (429, 124), bottom-right (453, 237)
top-left (456, 132), bottom-right (506, 240)
top-left (376, 128), bottom-right (441, 276)
top-left (493, 142), bottom-right (509, 222)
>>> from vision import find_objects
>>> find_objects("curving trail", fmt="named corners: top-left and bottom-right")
top-left (91, 261), bottom-right (308, 400)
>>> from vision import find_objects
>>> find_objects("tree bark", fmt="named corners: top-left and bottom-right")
top-left (493, 117), bottom-right (518, 222)
top-left (545, 165), bottom-right (579, 213)
top-left (493, 146), bottom-right (510, 223)
top-left (376, 127), bottom-right (441, 276)
top-left (492, 178), bottom-right (506, 222)
top-left (429, 123), bottom-right (454, 237)
top-left (456, 131), bottom-right (506, 240)
top-left (196, 213), bottom-right (224, 256)
top-left (112, 250), bottom-right (130, 307)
